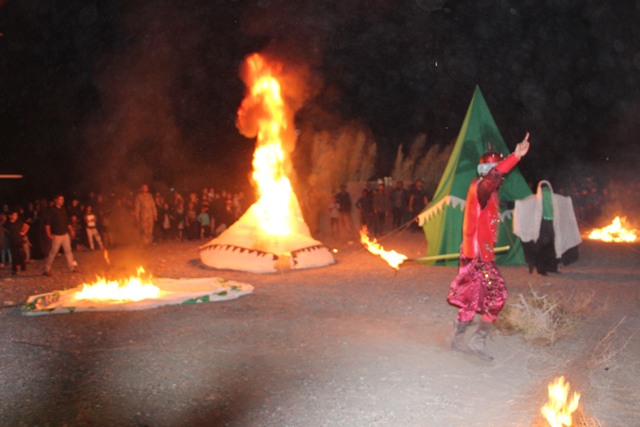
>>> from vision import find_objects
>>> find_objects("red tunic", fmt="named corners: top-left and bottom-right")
top-left (462, 153), bottom-right (520, 261)
top-left (448, 153), bottom-right (521, 322)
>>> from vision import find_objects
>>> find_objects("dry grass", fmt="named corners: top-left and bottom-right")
top-left (533, 408), bottom-right (606, 427)
top-left (589, 316), bottom-right (638, 369)
top-left (495, 287), bottom-right (585, 345)
top-left (391, 134), bottom-right (452, 196)
top-left (573, 408), bottom-right (606, 427)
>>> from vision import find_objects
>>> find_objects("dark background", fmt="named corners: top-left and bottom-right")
top-left (1, 0), bottom-right (639, 203)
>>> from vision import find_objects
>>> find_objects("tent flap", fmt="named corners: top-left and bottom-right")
top-left (421, 86), bottom-right (532, 266)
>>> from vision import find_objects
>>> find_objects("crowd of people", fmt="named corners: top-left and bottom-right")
top-left (0, 185), bottom-right (247, 275)
top-left (1, 173), bottom-right (632, 276)
top-left (330, 179), bottom-right (430, 238)
top-left (327, 171), bottom-right (633, 241)
top-left (557, 175), bottom-right (640, 227)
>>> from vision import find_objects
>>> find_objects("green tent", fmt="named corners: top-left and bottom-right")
top-left (417, 86), bottom-right (532, 266)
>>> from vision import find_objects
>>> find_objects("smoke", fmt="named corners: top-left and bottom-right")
top-left (79, 1), bottom-right (185, 194)
top-left (78, 0), bottom-right (250, 196)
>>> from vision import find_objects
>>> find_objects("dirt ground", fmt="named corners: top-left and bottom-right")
top-left (1, 231), bottom-right (639, 427)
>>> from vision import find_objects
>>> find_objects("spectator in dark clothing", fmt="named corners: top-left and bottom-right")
top-left (334, 185), bottom-right (353, 237)
top-left (6, 209), bottom-right (29, 275)
top-left (43, 195), bottom-right (80, 276)
top-left (373, 184), bottom-right (391, 236)
top-left (185, 202), bottom-right (199, 241)
top-left (355, 189), bottom-right (375, 232)
top-left (408, 180), bottom-right (429, 231)
top-left (69, 214), bottom-right (84, 251)
top-left (215, 198), bottom-right (236, 236)
top-left (67, 199), bottom-right (83, 222)
top-left (0, 213), bottom-right (11, 267)
top-left (389, 181), bottom-right (409, 229)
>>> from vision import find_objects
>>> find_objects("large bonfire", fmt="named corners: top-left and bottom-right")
top-left (199, 53), bottom-right (335, 273)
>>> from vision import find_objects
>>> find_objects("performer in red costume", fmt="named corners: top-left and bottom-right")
top-left (448, 132), bottom-right (531, 361)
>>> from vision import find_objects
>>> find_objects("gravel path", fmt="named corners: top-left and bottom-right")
top-left (1, 233), bottom-right (638, 426)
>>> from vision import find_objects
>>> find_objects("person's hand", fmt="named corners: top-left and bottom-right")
top-left (514, 132), bottom-right (530, 159)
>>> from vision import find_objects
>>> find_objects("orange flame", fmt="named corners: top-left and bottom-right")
top-left (541, 376), bottom-right (581, 427)
top-left (359, 227), bottom-right (407, 269)
top-left (237, 53), bottom-right (294, 237)
top-left (74, 267), bottom-right (160, 302)
top-left (588, 216), bottom-right (637, 243)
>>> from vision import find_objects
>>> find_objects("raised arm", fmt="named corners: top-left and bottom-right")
top-left (514, 132), bottom-right (530, 159)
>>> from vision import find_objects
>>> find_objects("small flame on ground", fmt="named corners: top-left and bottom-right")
top-left (588, 216), bottom-right (637, 242)
top-left (359, 227), bottom-right (407, 269)
top-left (74, 267), bottom-right (160, 302)
top-left (541, 376), bottom-right (580, 427)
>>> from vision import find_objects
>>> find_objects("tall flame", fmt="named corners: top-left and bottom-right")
top-left (360, 227), bottom-right (408, 270)
top-left (541, 376), bottom-right (581, 427)
top-left (588, 216), bottom-right (637, 243)
top-left (199, 53), bottom-right (335, 272)
top-left (237, 53), bottom-right (293, 237)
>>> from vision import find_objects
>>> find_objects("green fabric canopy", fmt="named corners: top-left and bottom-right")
top-left (417, 86), bottom-right (532, 266)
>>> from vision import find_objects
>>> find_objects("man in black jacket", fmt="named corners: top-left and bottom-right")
top-left (43, 195), bottom-right (80, 276)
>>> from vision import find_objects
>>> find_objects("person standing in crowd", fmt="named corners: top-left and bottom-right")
top-left (197, 204), bottom-right (211, 240)
top-left (160, 201), bottom-right (173, 241)
top-left (355, 188), bottom-right (375, 231)
top-left (95, 193), bottom-right (113, 248)
top-left (173, 194), bottom-right (185, 241)
top-left (84, 205), bottom-right (104, 251)
top-left (408, 180), bottom-right (429, 232)
top-left (69, 214), bottom-right (84, 251)
top-left (448, 133), bottom-right (530, 361)
top-left (20, 205), bottom-right (33, 264)
top-left (6, 209), bottom-right (29, 275)
top-left (373, 183), bottom-right (391, 236)
top-left (43, 195), bottom-right (80, 276)
top-left (0, 212), bottom-right (11, 268)
top-left (328, 196), bottom-right (340, 236)
top-left (67, 198), bottom-right (83, 222)
top-left (334, 184), bottom-right (352, 237)
top-left (185, 201), bottom-right (199, 240)
top-left (389, 180), bottom-right (408, 229)
top-left (134, 184), bottom-right (157, 247)
top-left (215, 198), bottom-right (236, 236)
top-left (153, 192), bottom-right (165, 243)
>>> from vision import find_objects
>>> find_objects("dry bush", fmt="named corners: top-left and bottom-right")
top-left (589, 316), bottom-right (638, 369)
top-left (533, 411), bottom-right (605, 427)
top-left (495, 287), bottom-right (581, 345)
top-left (298, 123), bottom-right (377, 232)
top-left (533, 407), bottom-right (605, 427)
top-left (391, 134), bottom-right (452, 196)
top-left (574, 408), bottom-right (606, 427)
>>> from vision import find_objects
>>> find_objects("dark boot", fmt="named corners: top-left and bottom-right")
top-left (451, 319), bottom-right (471, 352)
top-left (468, 321), bottom-right (494, 361)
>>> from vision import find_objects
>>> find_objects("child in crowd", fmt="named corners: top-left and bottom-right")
top-left (197, 205), bottom-right (211, 240)
top-left (84, 205), bottom-right (104, 250)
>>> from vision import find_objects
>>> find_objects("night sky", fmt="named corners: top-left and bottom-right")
top-left (1, 0), bottom-right (640, 202)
